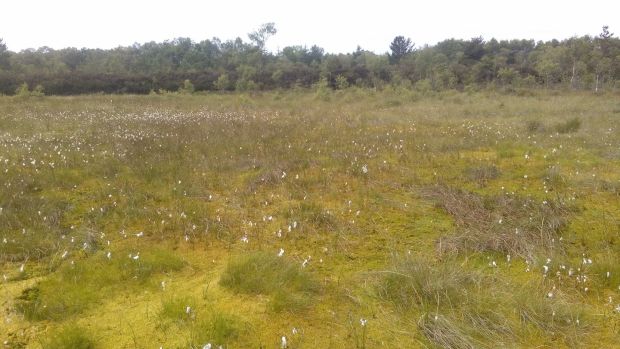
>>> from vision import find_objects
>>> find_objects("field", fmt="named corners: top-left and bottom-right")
top-left (1, 89), bottom-right (619, 348)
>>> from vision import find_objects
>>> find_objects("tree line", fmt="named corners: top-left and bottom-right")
top-left (0, 24), bottom-right (618, 95)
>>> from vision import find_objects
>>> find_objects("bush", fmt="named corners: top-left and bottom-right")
top-left (15, 82), bottom-right (30, 97)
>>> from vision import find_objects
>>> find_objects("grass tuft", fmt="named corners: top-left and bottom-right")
top-left (42, 324), bottom-right (97, 349)
top-left (219, 251), bottom-right (319, 312)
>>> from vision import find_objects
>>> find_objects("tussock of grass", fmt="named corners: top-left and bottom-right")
top-left (377, 256), bottom-right (481, 311)
top-left (159, 295), bottom-right (197, 324)
top-left (219, 251), bottom-right (319, 312)
top-left (465, 164), bottom-right (501, 187)
top-left (43, 324), bottom-right (97, 349)
top-left (417, 314), bottom-right (478, 349)
top-left (424, 186), bottom-right (572, 259)
top-left (16, 249), bottom-right (184, 320)
top-left (555, 117), bottom-right (582, 134)
top-left (188, 311), bottom-right (241, 348)
top-left (525, 120), bottom-right (545, 133)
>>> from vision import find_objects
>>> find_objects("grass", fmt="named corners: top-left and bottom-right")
top-left (219, 251), bottom-right (319, 312)
top-left (0, 89), bottom-right (619, 347)
top-left (15, 248), bottom-right (184, 321)
top-left (42, 324), bottom-right (97, 349)
top-left (423, 185), bottom-right (572, 259)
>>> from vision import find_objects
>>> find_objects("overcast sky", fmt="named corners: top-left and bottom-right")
top-left (1, 0), bottom-right (618, 53)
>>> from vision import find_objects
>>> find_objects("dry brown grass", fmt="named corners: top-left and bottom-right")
top-left (423, 186), bottom-right (572, 259)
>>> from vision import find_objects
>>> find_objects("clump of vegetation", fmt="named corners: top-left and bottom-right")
top-left (423, 186), bottom-right (571, 259)
top-left (188, 311), bottom-right (241, 347)
top-left (159, 295), bottom-right (197, 324)
top-left (16, 249), bottom-right (184, 320)
top-left (525, 120), bottom-right (545, 133)
top-left (465, 164), bottom-right (501, 187)
top-left (417, 314), bottom-right (478, 349)
top-left (178, 79), bottom-right (195, 94)
top-left (219, 251), bottom-right (319, 312)
top-left (42, 324), bottom-right (96, 349)
top-left (377, 256), bottom-right (481, 311)
top-left (555, 117), bottom-right (581, 133)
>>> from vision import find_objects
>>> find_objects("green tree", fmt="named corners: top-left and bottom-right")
top-left (215, 73), bottom-right (231, 91)
top-left (179, 79), bottom-right (195, 94)
top-left (248, 23), bottom-right (277, 50)
top-left (389, 36), bottom-right (413, 64)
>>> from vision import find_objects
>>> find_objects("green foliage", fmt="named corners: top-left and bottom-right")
top-left (179, 79), bottom-right (195, 94)
top-left (15, 82), bottom-right (30, 97)
top-left (0, 27), bottom-right (618, 95)
top-left (314, 76), bottom-right (331, 100)
top-left (43, 324), bottom-right (96, 349)
top-left (414, 79), bottom-right (433, 94)
top-left (214, 73), bottom-right (231, 91)
top-left (335, 75), bottom-right (349, 90)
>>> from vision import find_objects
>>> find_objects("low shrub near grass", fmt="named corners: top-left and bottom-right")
top-left (15, 249), bottom-right (184, 321)
top-left (219, 251), bottom-right (319, 312)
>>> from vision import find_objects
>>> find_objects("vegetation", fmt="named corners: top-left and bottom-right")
top-left (0, 89), bottom-right (619, 348)
top-left (0, 26), bottom-right (618, 95)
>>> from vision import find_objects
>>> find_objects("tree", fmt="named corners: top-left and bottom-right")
top-left (0, 38), bottom-right (9, 69)
top-left (248, 23), bottom-right (277, 50)
top-left (389, 36), bottom-right (413, 64)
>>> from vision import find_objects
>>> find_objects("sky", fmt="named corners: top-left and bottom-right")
top-left (1, 0), bottom-right (618, 53)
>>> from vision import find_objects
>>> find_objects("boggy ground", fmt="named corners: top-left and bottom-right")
top-left (1, 89), bottom-right (619, 348)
